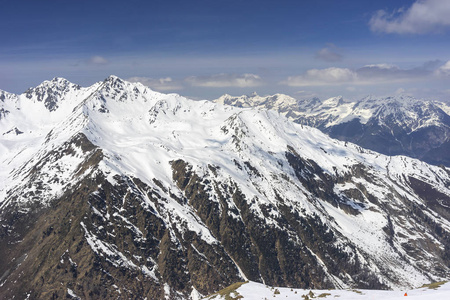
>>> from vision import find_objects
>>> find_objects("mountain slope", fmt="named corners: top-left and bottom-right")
top-left (206, 281), bottom-right (450, 300)
top-left (215, 93), bottom-right (450, 166)
top-left (1, 77), bottom-right (450, 299)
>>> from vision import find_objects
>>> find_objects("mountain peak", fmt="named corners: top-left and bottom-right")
top-left (50, 76), bottom-right (71, 84)
top-left (101, 75), bottom-right (128, 91)
top-left (214, 92), bottom-right (298, 110)
top-left (104, 74), bottom-right (124, 84)
top-left (22, 77), bottom-right (81, 111)
top-left (31, 77), bottom-right (79, 92)
top-left (320, 96), bottom-right (344, 108)
top-left (96, 75), bottom-right (159, 105)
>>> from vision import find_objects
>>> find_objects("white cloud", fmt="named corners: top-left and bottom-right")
top-left (356, 64), bottom-right (406, 82)
top-left (186, 73), bottom-right (262, 88)
top-left (282, 67), bottom-right (358, 87)
top-left (281, 62), bottom-right (442, 87)
top-left (315, 44), bottom-right (343, 62)
top-left (363, 64), bottom-right (398, 69)
top-left (434, 60), bottom-right (450, 76)
top-left (369, 0), bottom-right (450, 34)
top-left (88, 55), bottom-right (109, 65)
top-left (127, 76), bottom-right (183, 91)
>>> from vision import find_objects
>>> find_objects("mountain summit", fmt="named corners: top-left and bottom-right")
top-left (1, 77), bottom-right (450, 299)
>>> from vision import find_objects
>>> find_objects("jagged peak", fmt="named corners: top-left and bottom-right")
top-left (100, 75), bottom-right (128, 93)
top-left (14, 77), bottom-right (87, 113)
top-left (296, 97), bottom-right (322, 110)
top-left (360, 94), bottom-right (418, 104)
top-left (101, 75), bottom-right (162, 94)
top-left (103, 74), bottom-right (124, 85)
top-left (320, 95), bottom-right (345, 108)
top-left (96, 75), bottom-right (164, 105)
top-left (266, 93), bottom-right (297, 106)
top-left (248, 91), bottom-right (259, 97)
top-left (238, 92), bottom-right (261, 102)
top-left (50, 76), bottom-right (71, 84)
top-left (215, 92), bottom-right (298, 109)
top-left (0, 89), bottom-right (16, 101)
top-left (384, 94), bottom-right (418, 103)
top-left (355, 95), bottom-right (435, 114)
top-left (29, 77), bottom-right (80, 92)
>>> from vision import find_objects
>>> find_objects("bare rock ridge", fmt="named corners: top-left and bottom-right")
top-left (1, 76), bottom-right (450, 299)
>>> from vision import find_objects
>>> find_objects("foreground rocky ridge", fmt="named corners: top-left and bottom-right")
top-left (1, 77), bottom-right (450, 299)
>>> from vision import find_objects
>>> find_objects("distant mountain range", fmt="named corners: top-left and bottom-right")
top-left (215, 93), bottom-right (450, 166)
top-left (1, 77), bottom-right (449, 299)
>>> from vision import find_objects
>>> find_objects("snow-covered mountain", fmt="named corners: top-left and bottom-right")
top-left (1, 77), bottom-right (450, 299)
top-left (215, 93), bottom-right (450, 166)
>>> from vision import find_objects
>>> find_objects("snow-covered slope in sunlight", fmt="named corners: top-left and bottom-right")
top-left (1, 77), bottom-right (450, 299)
top-left (214, 93), bottom-right (450, 166)
top-left (206, 281), bottom-right (450, 300)
top-left (0, 78), bottom-right (101, 204)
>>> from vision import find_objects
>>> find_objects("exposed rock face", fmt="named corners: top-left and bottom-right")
top-left (1, 77), bottom-right (450, 299)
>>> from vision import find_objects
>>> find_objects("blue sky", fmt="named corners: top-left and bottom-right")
top-left (1, 0), bottom-right (450, 101)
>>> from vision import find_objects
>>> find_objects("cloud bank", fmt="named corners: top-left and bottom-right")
top-left (186, 73), bottom-right (262, 88)
top-left (127, 73), bottom-right (263, 91)
top-left (369, 0), bottom-right (450, 34)
top-left (282, 61), bottom-right (447, 87)
top-left (435, 61), bottom-right (450, 76)
top-left (282, 67), bottom-right (357, 87)
top-left (88, 56), bottom-right (109, 65)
